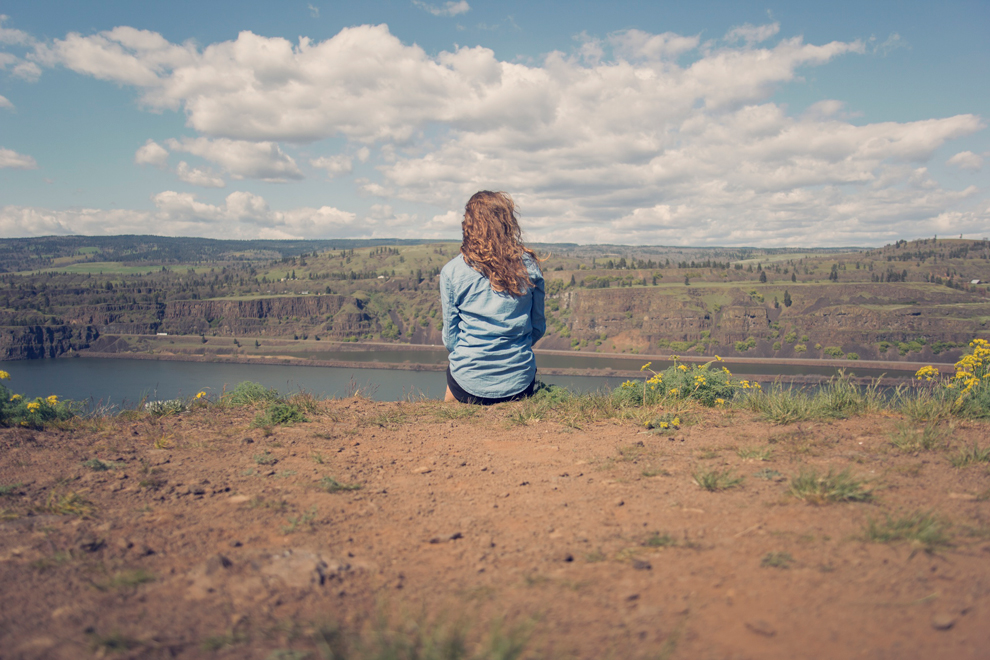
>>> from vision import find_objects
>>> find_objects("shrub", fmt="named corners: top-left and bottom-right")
top-left (823, 346), bottom-right (844, 358)
top-left (0, 375), bottom-right (77, 429)
top-left (223, 381), bottom-right (281, 406)
top-left (253, 402), bottom-right (308, 427)
top-left (614, 359), bottom-right (737, 408)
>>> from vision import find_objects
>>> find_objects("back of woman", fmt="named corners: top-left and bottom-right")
top-left (440, 191), bottom-right (545, 404)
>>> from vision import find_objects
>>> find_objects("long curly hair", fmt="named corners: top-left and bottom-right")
top-left (460, 191), bottom-right (540, 296)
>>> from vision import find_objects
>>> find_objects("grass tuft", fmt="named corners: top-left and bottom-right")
top-left (949, 442), bottom-right (990, 468)
top-left (760, 551), bottom-right (793, 569)
top-left (46, 490), bottom-right (94, 517)
top-left (318, 476), bottom-right (362, 493)
top-left (692, 467), bottom-right (744, 492)
top-left (787, 467), bottom-right (872, 504)
top-left (863, 510), bottom-right (952, 554)
top-left (736, 446), bottom-right (773, 461)
top-left (93, 569), bottom-right (155, 591)
top-left (644, 532), bottom-right (678, 548)
top-left (889, 422), bottom-right (947, 452)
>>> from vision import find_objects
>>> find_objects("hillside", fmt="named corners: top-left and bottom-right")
top-left (0, 236), bottom-right (987, 365)
top-left (1, 395), bottom-right (988, 659)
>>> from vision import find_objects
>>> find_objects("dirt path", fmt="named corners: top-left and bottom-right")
top-left (1, 399), bottom-right (988, 659)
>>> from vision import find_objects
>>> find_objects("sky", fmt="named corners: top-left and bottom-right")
top-left (0, 0), bottom-right (987, 247)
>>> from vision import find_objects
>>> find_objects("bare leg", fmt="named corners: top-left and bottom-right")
top-left (445, 386), bottom-right (458, 402)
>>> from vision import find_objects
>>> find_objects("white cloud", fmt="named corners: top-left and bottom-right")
top-left (308, 4), bottom-right (319, 18)
top-left (412, 1), bottom-right (470, 17)
top-left (28, 23), bottom-right (990, 245)
top-left (0, 192), bottom-right (359, 239)
top-left (175, 161), bottom-right (226, 187)
top-left (0, 147), bottom-right (36, 169)
top-left (724, 22), bottom-right (780, 46)
top-left (946, 151), bottom-right (983, 171)
top-left (871, 33), bottom-right (907, 56)
top-left (0, 15), bottom-right (33, 46)
top-left (0, 94), bottom-right (12, 110)
top-left (310, 154), bottom-right (353, 177)
top-left (165, 137), bottom-right (302, 181)
top-left (134, 139), bottom-right (169, 168)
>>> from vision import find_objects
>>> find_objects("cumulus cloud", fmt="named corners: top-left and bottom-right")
top-left (412, 1), bottom-right (470, 17)
top-left (724, 22), bottom-right (780, 46)
top-left (26, 22), bottom-right (990, 245)
top-left (0, 192), bottom-right (359, 239)
top-left (0, 94), bottom-right (12, 110)
top-left (946, 151), bottom-right (983, 171)
top-left (165, 137), bottom-right (302, 181)
top-left (134, 139), bottom-right (169, 168)
top-left (0, 15), bottom-right (33, 46)
top-left (175, 161), bottom-right (225, 187)
top-left (0, 147), bottom-right (37, 169)
top-left (311, 154), bottom-right (353, 177)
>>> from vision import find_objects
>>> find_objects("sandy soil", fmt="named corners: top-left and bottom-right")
top-left (1, 398), bottom-right (989, 659)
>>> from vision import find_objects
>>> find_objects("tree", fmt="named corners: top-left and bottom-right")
top-left (783, 290), bottom-right (792, 307)
top-left (791, 272), bottom-right (796, 282)
top-left (684, 276), bottom-right (690, 286)
top-left (759, 270), bottom-right (767, 283)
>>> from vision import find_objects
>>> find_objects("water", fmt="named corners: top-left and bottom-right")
top-left (0, 357), bottom-right (628, 409)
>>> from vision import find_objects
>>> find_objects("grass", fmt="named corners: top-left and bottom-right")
top-left (222, 381), bottom-right (281, 406)
top-left (787, 467), bottom-right (872, 504)
top-left (93, 569), bottom-right (156, 591)
top-left (318, 476), bottom-right (362, 493)
top-left (889, 423), bottom-right (947, 452)
top-left (863, 511), bottom-right (952, 554)
top-left (898, 387), bottom-right (958, 424)
top-left (743, 375), bottom-right (885, 424)
top-left (736, 446), bottom-right (773, 461)
top-left (253, 451), bottom-right (278, 466)
top-left (692, 467), bottom-right (744, 491)
top-left (644, 532), bottom-right (678, 548)
top-left (45, 490), bottom-right (94, 517)
top-left (0, 483), bottom-right (22, 496)
top-left (283, 507), bottom-right (318, 534)
top-left (82, 458), bottom-right (118, 471)
top-left (949, 442), bottom-right (990, 468)
top-left (760, 551), bottom-right (793, 569)
top-left (753, 468), bottom-right (782, 480)
top-left (252, 402), bottom-right (307, 428)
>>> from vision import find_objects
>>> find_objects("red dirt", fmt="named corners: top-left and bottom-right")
top-left (1, 399), bottom-right (989, 659)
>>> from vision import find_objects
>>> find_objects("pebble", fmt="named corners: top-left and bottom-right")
top-left (931, 613), bottom-right (956, 631)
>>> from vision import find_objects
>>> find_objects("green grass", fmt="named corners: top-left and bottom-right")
top-left (897, 387), bottom-right (958, 424)
top-left (949, 442), bottom-right (990, 468)
top-left (251, 402), bottom-right (307, 428)
top-left (318, 476), bottom-right (362, 493)
top-left (45, 490), bottom-right (94, 517)
top-left (253, 451), bottom-right (278, 466)
top-left (82, 458), bottom-right (118, 471)
top-left (889, 423), bottom-right (947, 452)
top-left (742, 374), bottom-right (885, 424)
top-left (736, 446), bottom-right (773, 461)
top-left (863, 511), bottom-right (952, 554)
top-left (222, 381), bottom-right (282, 406)
top-left (283, 507), bottom-right (318, 534)
top-left (760, 551), bottom-right (793, 569)
top-left (644, 532), bottom-right (678, 548)
top-left (692, 467), bottom-right (744, 491)
top-left (0, 483), bottom-right (22, 496)
top-left (93, 569), bottom-right (155, 591)
top-left (787, 467), bottom-right (872, 504)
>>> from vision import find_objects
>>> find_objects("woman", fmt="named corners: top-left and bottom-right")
top-left (440, 191), bottom-right (545, 404)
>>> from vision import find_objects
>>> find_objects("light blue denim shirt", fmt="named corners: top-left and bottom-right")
top-left (440, 253), bottom-right (545, 399)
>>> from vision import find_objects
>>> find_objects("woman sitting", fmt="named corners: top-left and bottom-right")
top-left (440, 191), bottom-right (545, 404)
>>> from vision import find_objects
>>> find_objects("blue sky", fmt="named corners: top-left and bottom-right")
top-left (0, 0), bottom-right (986, 246)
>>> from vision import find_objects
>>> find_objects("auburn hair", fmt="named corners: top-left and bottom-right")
top-left (460, 191), bottom-right (541, 297)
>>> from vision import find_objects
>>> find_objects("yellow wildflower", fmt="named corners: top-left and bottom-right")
top-left (672, 417), bottom-right (681, 426)
top-left (195, 391), bottom-right (207, 399)
top-left (714, 355), bottom-right (722, 361)
top-left (46, 395), bottom-right (58, 406)
top-left (26, 402), bottom-right (40, 413)
top-left (0, 370), bottom-right (9, 380)
top-left (715, 398), bottom-right (725, 406)
top-left (640, 362), bottom-right (652, 371)
top-left (9, 394), bottom-right (21, 402)
top-left (678, 364), bottom-right (688, 372)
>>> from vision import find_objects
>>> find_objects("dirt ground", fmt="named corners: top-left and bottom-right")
top-left (1, 397), bottom-right (989, 659)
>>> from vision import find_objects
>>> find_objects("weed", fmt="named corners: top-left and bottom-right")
top-left (753, 468), bottom-right (783, 480)
top-left (0, 508), bottom-right (17, 520)
top-left (898, 386), bottom-right (958, 424)
top-left (760, 551), bottom-right (793, 569)
top-left (433, 405), bottom-right (479, 420)
top-left (692, 467), bottom-right (744, 491)
top-left (949, 442), bottom-right (990, 468)
top-left (863, 511), bottom-right (952, 554)
top-left (643, 412), bottom-right (682, 433)
top-left (144, 399), bottom-right (185, 416)
top-left (201, 631), bottom-right (248, 651)
top-left (0, 483), bottom-right (22, 496)
top-left (318, 476), bottom-right (362, 493)
top-left (695, 448), bottom-right (720, 460)
top-left (737, 446), bottom-right (773, 461)
top-left (641, 466), bottom-right (670, 477)
top-left (45, 490), bottom-right (94, 517)
top-left (283, 506), bottom-right (318, 534)
top-left (252, 402), bottom-right (307, 428)
top-left (31, 550), bottom-right (73, 570)
top-left (584, 550), bottom-right (606, 562)
top-left (617, 442), bottom-right (648, 461)
top-left (644, 532), bottom-right (677, 548)
top-left (744, 374), bottom-right (884, 424)
top-left (253, 451), bottom-right (278, 466)
top-left (249, 496), bottom-right (287, 511)
top-left (367, 410), bottom-right (407, 428)
top-left (82, 458), bottom-right (117, 471)
top-left (222, 381), bottom-right (281, 406)
top-left (312, 452), bottom-right (325, 464)
top-left (890, 422), bottom-right (947, 452)
top-left (787, 467), bottom-right (872, 504)
top-left (93, 569), bottom-right (155, 591)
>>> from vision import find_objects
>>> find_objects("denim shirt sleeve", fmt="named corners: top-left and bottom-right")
top-left (440, 266), bottom-right (460, 352)
top-left (529, 264), bottom-right (546, 344)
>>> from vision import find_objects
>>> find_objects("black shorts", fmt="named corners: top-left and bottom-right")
top-left (446, 366), bottom-right (536, 405)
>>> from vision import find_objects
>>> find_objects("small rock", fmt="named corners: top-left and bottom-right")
top-left (931, 613), bottom-right (956, 631)
top-left (615, 499), bottom-right (625, 507)
top-left (563, 553), bottom-right (574, 563)
top-left (229, 540), bottom-right (243, 548)
top-left (632, 559), bottom-right (651, 571)
top-left (412, 466), bottom-right (432, 474)
top-left (745, 620), bottom-right (776, 637)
